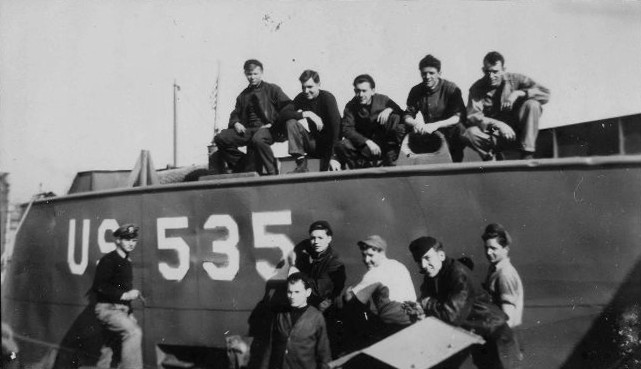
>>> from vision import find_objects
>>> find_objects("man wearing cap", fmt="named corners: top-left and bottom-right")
top-left (341, 235), bottom-right (416, 350)
top-left (91, 224), bottom-right (143, 369)
top-left (290, 221), bottom-right (346, 313)
top-left (409, 236), bottom-right (521, 369)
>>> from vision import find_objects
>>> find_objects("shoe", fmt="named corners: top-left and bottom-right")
top-left (288, 157), bottom-right (309, 173)
top-left (521, 151), bottom-right (534, 160)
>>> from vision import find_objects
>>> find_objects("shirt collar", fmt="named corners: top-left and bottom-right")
top-left (493, 257), bottom-right (511, 271)
top-left (116, 248), bottom-right (129, 259)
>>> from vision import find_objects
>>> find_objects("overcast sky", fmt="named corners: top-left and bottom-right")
top-left (1, 1), bottom-right (640, 203)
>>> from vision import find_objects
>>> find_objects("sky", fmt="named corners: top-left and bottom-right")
top-left (1, 1), bottom-right (640, 203)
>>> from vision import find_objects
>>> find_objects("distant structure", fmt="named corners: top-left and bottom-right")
top-left (0, 173), bottom-right (8, 256)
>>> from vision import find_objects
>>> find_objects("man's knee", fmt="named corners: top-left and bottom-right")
top-left (286, 118), bottom-right (302, 133)
top-left (519, 99), bottom-right (542, 116)
top-left (250, 130), bottom-right (272, 147)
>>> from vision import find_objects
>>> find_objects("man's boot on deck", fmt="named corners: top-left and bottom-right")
top-left (289, 156), bottom-right (309, 173)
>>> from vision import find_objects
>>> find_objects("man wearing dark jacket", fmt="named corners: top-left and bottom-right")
top-left (262, 273), bottom-right (331, 369)
top-left (335, 74), bottom-right (405, 168)
top-left (287, 70), bottom-right (342, 173)
top-left (213, 59), bottom-right (295, 174)
top-left (409, 236), bottom-right (521, 369)
top-left (92, 224), bottom-right (143, 369)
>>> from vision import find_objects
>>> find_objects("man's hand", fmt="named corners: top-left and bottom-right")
top-left (121, 289), bottom-right (141, 301)
top-left (328, 159), bottom-right (341, 171)
top-left (415, 122), bottom-right (438, 135)
top-left (343, 286), bottom-right (354, 303)
top-left (259, 123), bottom-right (272, 129)
top-left (493, 121), bottom-right (516, 141)
top-left (502, 90), bottom-right (525, 111)
top-left (233, 122), bottom-right (246, 134)
top-left (318, 298), bottom-right (332, 313)
top-left (303, 111), bottom-right (324, 131)
top-left (377, 108), bottom-right (393, 125)
top-left (365, 140), bottom-right (382, 157)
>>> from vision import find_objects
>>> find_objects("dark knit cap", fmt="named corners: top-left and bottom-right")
top-left (309, 220), bottom-right (333, 236)
top-left (409, 236), bottom-right (441, 261)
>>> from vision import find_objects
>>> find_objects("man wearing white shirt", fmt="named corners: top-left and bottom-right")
top-left (342, 235), bottom-right (416, 351)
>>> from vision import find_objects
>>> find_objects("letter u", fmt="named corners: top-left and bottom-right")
top-left (67, 219), bottom-right (90, 275)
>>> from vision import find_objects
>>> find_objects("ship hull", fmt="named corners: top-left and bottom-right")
top-left (3, 156), bottom-right (641, 368)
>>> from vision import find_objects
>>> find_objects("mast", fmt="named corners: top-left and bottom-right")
top-left (173, 80), bottom-right (180, 167)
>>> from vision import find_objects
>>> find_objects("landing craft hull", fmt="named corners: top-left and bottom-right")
top-left (3, 156), bottom-right (641, 368)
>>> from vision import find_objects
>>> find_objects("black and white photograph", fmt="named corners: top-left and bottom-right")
top-left (1, 1), bottom-right (640, 368)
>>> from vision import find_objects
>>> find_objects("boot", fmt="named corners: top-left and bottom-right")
top-left (288, 156), bottom-right (309, 173)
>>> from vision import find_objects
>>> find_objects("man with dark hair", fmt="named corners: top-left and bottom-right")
top-left (262, 272), bottom-right (332, 369)
top-left (463, 51), bottom-right (550, 160)
top-left (482, 224), bottom-right (524, 357)
top-left (335, 74), bottom-right (405, 168)
top-left (92, 224), bottom-right (144, 369)
top-left (409, 236), bottom-right (521, 369)
top-left (213, 59), bottom-right (295, 175)
top-left (403, 54), bottom-right (467, 162)
top-left (286, 70), bottom-right (342, 172)
top-left (290, 220), bottom-right (346, 313)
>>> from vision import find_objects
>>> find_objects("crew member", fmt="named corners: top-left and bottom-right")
top-left (404, 54), bottom-right (467, 162)
top-left (463, 51), bottom-right (550, 160)
top-left (92, 224), bottom-right (143, 369)
top-left (335, 74), bottom-right (405, 168)
top-left (482, 223), bottom-right (525, 358)
top-left (262, 273), bottom-right (332, 369)
top-left (342, 235), bottom-right (416, 350)
top-left (213, 59), bottom-right (295, 174)
top-left (409, 236), bottom-right (521, 369)
top-left (287, 70), bottom-right (342, 172)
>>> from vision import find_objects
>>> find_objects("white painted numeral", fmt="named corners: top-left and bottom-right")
top-left (203, 215), bottom-right (240, 281)
top-left (157, 217), bottom-right (190, 281)
top-left (252, 211), bottom-right (294, 280)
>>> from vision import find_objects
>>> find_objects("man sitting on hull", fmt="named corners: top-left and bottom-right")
top-left (213, 59), bottom-right (295, 175)
top-left (287, 70), bottom-right (342, 173)
top-left (463, 51), bottom-right (550, 160)
top-left (403, 54), bottom-right (467, 162)
top-left (408, 236), bottom-right (521, 369)
top-left (335, 74), bottom-right (405, 168)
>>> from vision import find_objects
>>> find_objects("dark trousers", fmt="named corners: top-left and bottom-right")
top-left (471, 323), bottom-right (522, 369)
top-left (441, 123), bottom-right (467, 163)
top-left (335, 114), bottom-right (406, 168)
top-left (213, 126), bottom-right (278, 175)
top-left (462, 99), bottom-right (542, 159)
top-left (286, 119), bottom-right (332, 171)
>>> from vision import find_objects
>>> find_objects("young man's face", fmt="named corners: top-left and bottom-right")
top-left (287, 280), bottom-right (311, 308)
top-left (301, 78), bottom-right (321, 100)
top-left (482, 61), bottom-right (505, 88)
top-left (420, 66), bottom-right (441, 90)
top-left (484, 238), bottom-right (509, 265)
top-left (116, 238), bottom-right (138, 254)
top-left (354, 82), bottom-right (375, 105)
top-left (309, 229), bottom-right (332, 255)
top-left (418, 247), bottom-right (445, 278)
top-left (244, 66), bottom-right (263, 86)
top-left (361, 248), bottom-right (385, 270)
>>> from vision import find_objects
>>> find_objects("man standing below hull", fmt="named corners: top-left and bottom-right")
top-left (91, 224), bottom-right (144, 369)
